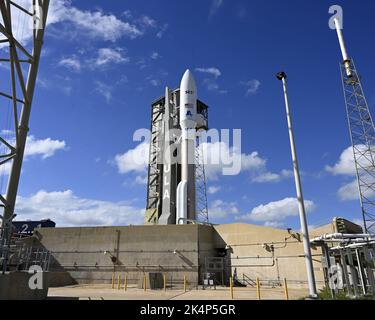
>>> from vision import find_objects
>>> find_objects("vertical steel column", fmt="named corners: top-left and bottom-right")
top-left (322, 244), bottom-right (336, 299)
top-left (340, 250), bottom-right (352, 297)
top-left (355, 249), bottom-right (367, 295)
top-left (276, 71), bottom-right (318, 298)
top-left (3, 0), bottom-right (50, 223)
top-left (347, 249), bottom-right (359, 297)
top-left (363, 247), bottom-right (375, 295)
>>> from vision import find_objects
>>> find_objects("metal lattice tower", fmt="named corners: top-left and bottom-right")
top-left (195, 137), bottom-right (209, 223)
top-left (145, 88), bottom-right (209, 225)
top-left (145, 102), bottom-right (164, 224)
top-left (0, 0), bottom-right (50, 271)
top-left (340, 60), bottom-right (375, 234)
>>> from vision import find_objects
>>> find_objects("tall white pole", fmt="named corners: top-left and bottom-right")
top-left (276, 71), bottom-right (318, 298)
top-left (334, 17), bottom-right (352, 77)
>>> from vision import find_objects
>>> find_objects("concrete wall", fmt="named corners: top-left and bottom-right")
top-left (33, 223), bottom-right (331, 289)
top-left (213, 224), bottom-right (332, 288)
top-left (0, 272), bottom-right (49, 300)
top-left (36, 225), bottom-right (215, 287)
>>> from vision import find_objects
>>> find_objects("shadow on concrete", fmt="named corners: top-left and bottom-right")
top-left (46, 296), bottom-right (80, 300)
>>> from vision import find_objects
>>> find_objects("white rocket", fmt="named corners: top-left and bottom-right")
top-left (176, 69), bottom-right (197, 225)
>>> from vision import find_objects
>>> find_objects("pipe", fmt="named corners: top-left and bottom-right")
top-left (330, 241), bottom-right (375, 250)
top-left (311, 233), bottom-right (375, 243)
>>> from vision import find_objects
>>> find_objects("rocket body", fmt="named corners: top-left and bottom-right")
top-left (176, 70), bottom-right (197, 224)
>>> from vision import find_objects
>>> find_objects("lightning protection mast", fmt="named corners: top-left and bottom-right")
top-left (334, 18), bottom-right (375, 234)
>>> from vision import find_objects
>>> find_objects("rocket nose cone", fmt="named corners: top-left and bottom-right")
top-left (181, 69), bottom-right (196, 89)
top-left (184, 69), bottom-right (192, 76)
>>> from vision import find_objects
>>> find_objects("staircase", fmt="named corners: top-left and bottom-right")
top-left (237, 274), bottom-right (256, 287)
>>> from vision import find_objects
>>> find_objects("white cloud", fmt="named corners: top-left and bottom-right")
top-left (0, 135), bottom-right (66, 178)
top-left (156, 23), bottom-right (168, 39)
top-left (149, 79), bottom-right (160, 87)
top-left (25, 136), bottom-right (67, 159)
top-left (139, 15), bottom-right (157, 28)
top-left (0, 0), bottom-right (143, 48)
top-left (0, 161), bottom-right (12, 179)
top-left (115, 141), bottom-right (150, 174)
top-left (326, 146), bottom-right (356, 176)
top-left (199, 141), bottom-right (266, 180)
top-left (58, 56), bottom-right (81, 72)
top-left (196, 68), bottom-right (226, 93)
top-left (208, 186), bottom-right (221, 194)
top-left (202, 78), bottom-right (227, 94)
top-left (59, 49), bottom-right (128, 71)
top-left (326, 146), bottom-right (375, 201)
top-left (151, 52), bottom-right (161, 60)
top-left (48, 1), bottom-right (143, 41)
top-left (135, 175), bottom-right (148, 185)
top-left (16, 190), bottom-right (144, 227)
top-left (337, 179), bottom-right (366, 201)
top-left (94, 48), bottom-right (129, 66)
top-left (209, 0), bottom-right (224, 18)
top-left (242, 79), bottom-right (261, 96)
top-left (199, 141), bottom-right (291, 182)
top-left (195, 67), bottom-right (222, 79)
top-left (239, 197), bottom-right (316, 224)
top-left (253, 169), bottom-right (293, 183)
top-left (209, 199), bottom-right (239, 220)
top-left (113, 140), bottom-right (289, 186)
top-left (94, 81), bottom-right (114, 103)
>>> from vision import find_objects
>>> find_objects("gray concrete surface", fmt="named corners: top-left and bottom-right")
top-left (34, 223), bottom-right (331, 291)
top-left (0, 272), bottom-right (49, 300)
top-left (36, 225), bottom-right (215, 287)
top-left (47, 284), bottom-right (309, 300)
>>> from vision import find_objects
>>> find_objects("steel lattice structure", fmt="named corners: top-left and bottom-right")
top-left (195, 137), bottom-right (209, 224)
top-left (340, 60), bottom-right (375, 234)
top-left (0, 0), bottom-right (49, 272)
top-left (145, 88), bottom-right (209, 225)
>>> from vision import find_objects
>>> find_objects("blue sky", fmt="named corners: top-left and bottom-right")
top-left (2, 0), bottom-right (375, 229)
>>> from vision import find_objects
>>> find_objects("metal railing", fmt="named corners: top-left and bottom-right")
top-left (1, 224), bottom-right (51, 273)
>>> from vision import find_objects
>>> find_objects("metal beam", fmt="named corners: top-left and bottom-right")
top-left (2, 0), bottom-right (50, 223)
